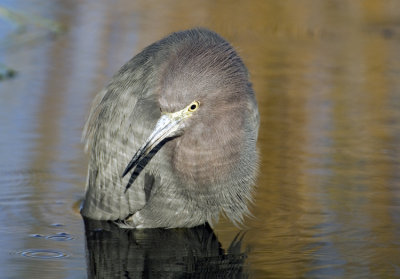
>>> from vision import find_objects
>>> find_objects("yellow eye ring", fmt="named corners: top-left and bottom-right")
top-left (188, 101), bottom-right (200, 112)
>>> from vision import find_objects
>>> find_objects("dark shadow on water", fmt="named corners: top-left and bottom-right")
top-left (83, 218), bottom-right (248, 278)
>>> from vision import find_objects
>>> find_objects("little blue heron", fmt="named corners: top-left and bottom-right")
top-left (81, 28), bottom-right (259, 228)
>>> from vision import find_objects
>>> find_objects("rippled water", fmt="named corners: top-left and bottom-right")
top-left (1, 0), bottom-right (400, 278)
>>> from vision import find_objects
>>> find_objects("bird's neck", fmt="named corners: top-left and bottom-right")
top-left (171, 117), bottom-right (244, 188)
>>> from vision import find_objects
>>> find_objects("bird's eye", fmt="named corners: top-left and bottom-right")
top-left (188, 101), bottom-right (200, 112)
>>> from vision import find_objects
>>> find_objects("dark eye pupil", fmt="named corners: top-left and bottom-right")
top-left (190, 104), bottom-right (197, 110)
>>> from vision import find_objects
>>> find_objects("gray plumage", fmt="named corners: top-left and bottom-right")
top-left (81, 28), bottom-right (259, 228)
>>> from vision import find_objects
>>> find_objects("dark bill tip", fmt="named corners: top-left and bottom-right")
top-left (121, 153), bottom-right (140, 178)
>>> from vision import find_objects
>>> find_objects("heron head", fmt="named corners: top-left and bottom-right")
top-left (122, 100), bottom-right (200, 177)
top-left (122, 39), bottom-right (250, 180)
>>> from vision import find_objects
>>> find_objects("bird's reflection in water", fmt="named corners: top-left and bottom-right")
top-left (83, 218), bottom-right (248, 278)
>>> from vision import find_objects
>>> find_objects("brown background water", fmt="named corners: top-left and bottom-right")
top-left (1, 0), bottom-right (400, 278)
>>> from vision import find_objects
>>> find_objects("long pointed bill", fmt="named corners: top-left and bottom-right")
top-left (121, 109), bottom-right (190, 178)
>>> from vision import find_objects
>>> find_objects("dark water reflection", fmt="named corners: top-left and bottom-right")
top-left (1, 0), bottom-right (400, 278)
top-left (84, 219), bottom-right (247, 278)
